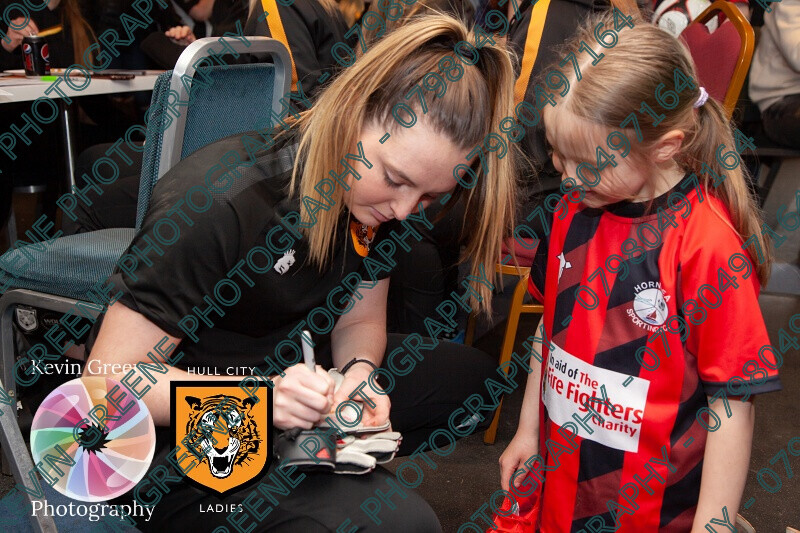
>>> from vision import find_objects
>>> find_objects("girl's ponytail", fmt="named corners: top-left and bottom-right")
top-left (682, 96), bottom-right (772, 285)
top-left (539, 13), bottom-right (772, 286)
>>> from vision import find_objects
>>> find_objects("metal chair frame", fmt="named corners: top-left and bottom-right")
top-left (684, 0), bottom-right (755, 118)
top-left (466, 264), bottom-right (543, 445)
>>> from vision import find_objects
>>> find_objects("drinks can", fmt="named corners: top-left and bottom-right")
top-left (21, 35), bottom-right (50, 76)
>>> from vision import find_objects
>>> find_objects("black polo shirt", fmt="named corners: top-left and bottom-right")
top-left (88, 129), bottom-right (402, 371)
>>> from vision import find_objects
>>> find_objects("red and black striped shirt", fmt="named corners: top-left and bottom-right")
top-left (526, 174), bottom-right (781, 532)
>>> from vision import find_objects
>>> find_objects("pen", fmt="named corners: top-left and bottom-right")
top-left (300, 330), bottom-right (315, 372)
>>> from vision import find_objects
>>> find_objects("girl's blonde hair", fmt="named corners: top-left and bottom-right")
top-left (543, 12), bottom-right (771, 285)
top-left (289, 14), bottom-right (519, 314)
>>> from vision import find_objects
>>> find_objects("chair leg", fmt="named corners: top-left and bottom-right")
top-left (1, 294), bottom-right (19, 477)
top-left (5, 206), bottom-right (18, 247)
top-left (0, 375), bottom-right (57, 532)
top-left (465, 311), bottom-right (476, 347)
top-left (759, 157), bottom-right (782, 208)
top-left (484, 281), bottom-right (528, 445)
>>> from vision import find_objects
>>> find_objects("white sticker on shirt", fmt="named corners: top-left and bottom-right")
top-left (543, 343), bottom-right (650, 452)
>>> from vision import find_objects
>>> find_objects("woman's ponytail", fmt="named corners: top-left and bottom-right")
top-left (292, 14), bottom-right (519, 314)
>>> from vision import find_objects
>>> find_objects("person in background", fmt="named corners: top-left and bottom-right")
top-left (508, 0), bottom-right (627, 202)
top-left (0, 0), bottom-right (135, 226)
top-left (0, 0), bottom-right (95, 69)
top-left (62, 0), bottom-right (351, 235)
top-left (244, 0), bottom-right (349, 98)
top-left (360, 0), bottom-right (474, 44)
top-left (336, 0), bottom-right (366, 25)
top-left (163, 0), bottom-right (250, 44)
top-left (749, 0), bottom-right (800, 149)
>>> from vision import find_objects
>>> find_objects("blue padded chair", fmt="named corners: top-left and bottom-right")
top-left (0, 37), bottom-right (291, 533)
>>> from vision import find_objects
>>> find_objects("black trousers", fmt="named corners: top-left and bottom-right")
top-left (762, 94), bottom-right (800, 150)
top-left (115, 334), bottom-right (496, 532)
top-left (386, 202), bottom-right (465, 336)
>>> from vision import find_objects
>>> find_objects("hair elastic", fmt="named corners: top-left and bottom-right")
top-left (693, 87), bottom-right (709, 108)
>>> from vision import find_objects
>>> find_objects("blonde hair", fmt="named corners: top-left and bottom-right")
top-left (289, 15), bottom-right (519, 314)
top-left (62, 0), bottom-right (96, 64)
top-left (542, 12), bottom-right (771, 285)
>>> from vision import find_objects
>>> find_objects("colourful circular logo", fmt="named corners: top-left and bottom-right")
top-left (30, 377), bottom-right (156, 502)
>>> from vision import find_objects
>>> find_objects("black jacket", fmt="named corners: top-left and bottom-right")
top-left (507, 0), bottom-right (613, 200)
top-left (243, 0), bottom-right (348, 100)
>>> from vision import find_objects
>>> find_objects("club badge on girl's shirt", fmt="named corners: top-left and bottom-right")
top-left (628, 280), bottom-right (670, 333)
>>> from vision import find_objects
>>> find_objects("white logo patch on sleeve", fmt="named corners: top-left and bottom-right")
top-left (274, 249), bottom-right (296, 274)
top-left (543, 343), bottom-right (650, 452)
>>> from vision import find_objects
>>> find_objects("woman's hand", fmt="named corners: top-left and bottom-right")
top-left (2, 17), bottom-right (39, 53)
top-left (332, 364), bottom-right (391, 427)
top-left (499, 430), bottom-right (539, 492)
top-left (273, 363), bottom-right (335, 430)
top-left (165, 25), bottom-right (196, 45)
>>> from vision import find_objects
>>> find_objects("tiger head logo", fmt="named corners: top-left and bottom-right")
top-left (172, 383), bottom-right (271, 495)
top-left (184, 395), bottom-right (260, 478)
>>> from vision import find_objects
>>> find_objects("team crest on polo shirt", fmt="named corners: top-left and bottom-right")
top-left (628, 281), bottom-right (670, 332)
top-left (171, 382), bottom-right (272, 496)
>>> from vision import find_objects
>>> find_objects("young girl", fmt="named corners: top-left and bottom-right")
top-left (499, 13), bottom-right (781, 532)
top-left (83, 15), bottom-right (517, 531)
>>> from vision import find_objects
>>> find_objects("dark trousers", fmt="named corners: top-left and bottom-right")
top-left (117, 334), bottom-right (496, 532)
top-left (762, 94), bottom-right (800, 150)
top-left (386, 202), bottom-right (464, 335)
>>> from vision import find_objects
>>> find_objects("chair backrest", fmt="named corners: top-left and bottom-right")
top-left (135, 37), bottom-right (292, 229)
top-left (680, 0), bottom-right (754, 118)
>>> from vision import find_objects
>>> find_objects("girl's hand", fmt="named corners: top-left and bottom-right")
top-left (499, 431), bottom-right (539, 492)
top-left (273, 364), bottom-right (334, 430)
top-left (165, 25), bottom-right (196, 45)
top-left (2, 17), bottom-right (39, 53)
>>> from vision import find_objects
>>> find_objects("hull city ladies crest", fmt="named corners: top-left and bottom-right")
top-left (171, 382), bottom-right (272, 496)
